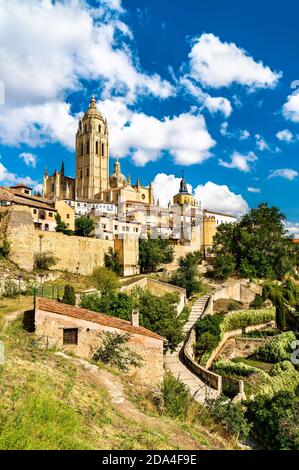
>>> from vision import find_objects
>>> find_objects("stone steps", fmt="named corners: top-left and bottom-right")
top-left (164, 294), bottom-right (219, 403)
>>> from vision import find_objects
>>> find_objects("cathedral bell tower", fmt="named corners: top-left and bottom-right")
top-left (75, 97), bottom-right (109, 199)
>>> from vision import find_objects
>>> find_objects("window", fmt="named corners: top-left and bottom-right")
top-left (96, 141), bottom-right (99, 154)
top-left (63, 328), bottom-right (78, 345)
top-left (33, 209), bottom-right (37, 215)
top-left (66, 214), bottom-right (70, 219)
top-left (81, 143), bottom-right (84, 156)
top-left (48, 212), bottom-right (53, 217)
top-left (102, 143), bottom-right (104, 156)
top-left (87, 141), bottom-right (90, 154)
top-left (86, 168), bottom-right (89, 177)
top-left (98, 125), bottom-right (101, 133)
top-left (45, 224), bottom-right (49, 231)
top-left (80, 170), bottom-right (83, 178)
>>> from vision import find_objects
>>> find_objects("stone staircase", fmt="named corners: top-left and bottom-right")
top-left (164, 295), bottom-right (219, 403)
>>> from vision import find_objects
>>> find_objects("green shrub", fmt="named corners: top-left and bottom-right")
top-left (90, 267), bottom-right (120, 293)
top-left (2, 280), bottom-right (19, 298)
top-left (81, 291), bottom-right (132, 321)
top-left (170, 251), bottom-right (203, 297)
top-left (0, 239), bottom-right (10, 259)
top-left (245, 392), bottom-right (299, 450)
top-left (221, 307), bottom-right (275, 333)
top-left (194, 314), bottom-right (224, 363)
top-left (256, 331), bottom-right (296, 363)
top-left (34, 252), bottom-right (58, 271)
top-left (207, 397), bottom-right (251, 440)
top-left (213, 359), bottom-right (268, 379)
top-left (62, 285), bottom-right (76, 306)
top-left (92, 332), bottom-right (143, 373)
top-left (104, 247), bottom-right (122, 275)
top-left (250, 294), bottom-right (266, 309)
top-left (162, 373), bottom-right (191, 419)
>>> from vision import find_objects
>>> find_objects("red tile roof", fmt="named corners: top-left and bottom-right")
top-left (36, 297), bottom-right (165, 341)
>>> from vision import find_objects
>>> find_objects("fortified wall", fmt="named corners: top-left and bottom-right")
top-left (1, 205), bottom-right (137, 276)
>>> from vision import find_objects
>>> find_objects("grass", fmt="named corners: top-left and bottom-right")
top-left (0, 295), bottom-right (33, 318)
top-left (43, 271), bottom-right (93, 293)
top-left (232, 357), bottom-right (273, 373)
top-left (0, 318), bottom-right (235, 450)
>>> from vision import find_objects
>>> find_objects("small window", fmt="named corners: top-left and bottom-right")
top-left (98, 125), bottom-right (101, 133)
top-left (96, 141), bottom-right (99, 154)
top-left (66, 214), bottom-right (70, 219)
top-left (49, 212), bottom-right (53, 217)
top-left (81, 143), bottom-right (84, 156)
top-left (63, 328), bottom-right (78, 345)
top-left (87, 141), bottom-right (90, 154)
top-left (33, 209), bottom-right (37, 215)
top-left (101, 143), bottom-right (104, 156)
top-left (80, 170), bottom-right (83, 178)
top-left (86, 168), bottom-right (89, 177)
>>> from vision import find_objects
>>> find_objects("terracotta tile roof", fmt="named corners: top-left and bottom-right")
top-left (0, 186), bottom-right (56, 211)
top-left (36, 297), bottom-right (166, 341)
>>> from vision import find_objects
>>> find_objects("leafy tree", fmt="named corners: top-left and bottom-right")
top-left (55, 213), bottom-right (72, 235)
top-left (262, 280), bottom-right (299, 331)
top-left (62, 284), bottom-right (76, 306)
top-left (250, 294), bottom-right (266, 309)
top-left (90, 266), bottom-right (120, 293)
top-left (211, 203), bottom-right (297, 280)
top-left (139, 238), bottom-right (174, 273)
top-left (81, 291), bottom-right (132, 321)
top-left (207, 397), bottom-right (251, 441)
top-left (104, 247), bottom-right (122, 275)
top-left (0, 239), bottom-right (10, 259)
top-left (92, 332), bottom-right (143, 373)
top-left (170, 251), bottom-right (203, 297)
top-left (75, 216), bottom-right (95, 237)
top-left (245, 392), bottom-right (299, 450)
top-left (195, 314), bottom-right (224, 359)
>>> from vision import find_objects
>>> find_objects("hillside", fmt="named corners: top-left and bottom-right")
top-left (0, 318), bottom-right (236, 450)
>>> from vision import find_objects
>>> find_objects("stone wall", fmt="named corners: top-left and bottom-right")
top-left (35, 308), bottom-right (164, 388)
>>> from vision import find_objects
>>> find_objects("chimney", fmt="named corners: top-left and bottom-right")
top-left (131, 309), bottom-right (139, 327)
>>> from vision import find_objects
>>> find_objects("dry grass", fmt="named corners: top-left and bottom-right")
top-left (0, 295), bottom-right (33, 318)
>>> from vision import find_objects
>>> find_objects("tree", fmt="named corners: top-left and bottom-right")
top-left (62, 284), bottom-right (76, 306)
top-left (55, 213), bottom-right (72, 235)
top-left (90, 266), bottom-right (120, 293)
top-left (211, 203), bottom-right (297, 281)
top-left (81, 291), bottom-right (132, 321)
top-left (139, 238), bottom-right (174, 273)
top-left (262, 280), bottom-right (299, 331)
top-left (75, 216), bottom-right (95, 237)
top-left (170, 251), bottom-right (203, 297)
top-left (104, 247), bottom-right (122, 275)
top-left (34, 252), bottom-right (58, 271)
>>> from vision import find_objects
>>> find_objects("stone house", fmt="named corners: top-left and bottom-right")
top-left (35, 297), bottom-right (165, 388)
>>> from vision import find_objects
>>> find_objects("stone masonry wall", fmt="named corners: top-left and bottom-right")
top-left (35, 308), bottom-right (164, 387)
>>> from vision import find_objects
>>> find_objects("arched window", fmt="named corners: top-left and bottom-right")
top-left (98, 125), bottom-right (101, 133)
top-left (96, 141), bottom-right (99, 154)
top-left (102, 143), bottom-right (104, 156)
top-left (87, 141), bottom-right (90, 154)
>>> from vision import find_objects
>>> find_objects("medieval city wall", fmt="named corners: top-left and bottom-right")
top-left (3, 205), bottom-right (114, 275)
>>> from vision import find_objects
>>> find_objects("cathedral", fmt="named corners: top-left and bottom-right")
top-left (43, 97), bottom-right (153, 205)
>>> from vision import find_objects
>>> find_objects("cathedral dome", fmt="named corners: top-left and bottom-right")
top-left (83, 96), bottom-right (104, 120)
top-left (109, 159), bottom-right (126, 188)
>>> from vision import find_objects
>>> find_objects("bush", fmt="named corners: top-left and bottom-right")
top-left (245, 392), bottom-right (299, 449)
top-left (139, 238), bottom-right (174, 273)
top-left (256, 331), bottom-right (296, 363)
top-left (75, 216), bottom-right (95, 237)
top-left (250, 294), bottom-right (266, 309)
top-left (81, 291), bottom-right (132, 321)
top-left (92, 332), bottom-right (143, 373)
top-left (207, 397), bottom-right (251, 440)
top-left (221, 307), bottom-right (276, 333)
top-left (194, 314), bottom-right (224, 363)
top-left (2, 280), bottom-right (19, 298)
top-left (213, 359), bottom-right (268, 379)
top-left (162, 373), bottom-right (191, 419)
top-left (104, 247), bottom-right (122, 275)
top-left (62, 285), bottom-right (76, 306)
top-left (34, 252), bottom-right (58, 271)
top-left (90, 267), bottom-right (120, 293)
top-left (0, 239), bottom-right (10, 259)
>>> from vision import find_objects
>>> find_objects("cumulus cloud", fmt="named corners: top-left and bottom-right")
top-left (255, 134), bottom-right (270, 151)
top-left (247, 187), bottom-right (261, 193)
top-left (180, 77), bottom-right (232, 117)
top-left (276, 129), bottom-right (294, 142)
top-left (269, 168), bottom-right (298, 181)
top-left (188, 33), bottom-right (281, 90)
top-left (99, 99), bottom-right (216, 166)
top-left (220, 122), bottom-right (250, 140)
top-left (0, 161), bottom-right (38, 187)
top-left (282, 94), bottom-right (299, 122)
top-left (219, 151), bottom-right (257, 172)
top-left (194, 181), bottom-right (249, 216)
top-left (152, 173), bottom-right (249, 216)
top-left (18, 152), bottom-right (37, 168)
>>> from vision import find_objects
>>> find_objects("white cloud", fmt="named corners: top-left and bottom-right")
top-left (152, 173), bottom-right (192, 207)
top-left (247, 186), bottom-right (261, 193)
top-left (282, 94), bottom-right (299, 122)
top-left (181, 77), bottom-right (232, 117)
top-left (18, 152), bottom-right (37, 168)
top-left (188, 33), bottom-right (281, 90)
top-left (269, 168), bottom-right (298, 181)
top-left (255, 134), bottom-right (270, 151)
top-left (285, 221), bottom-right (299, 237)
top-left (0, 0), bottom-right (173, 107)
top-left (99, 99), bottom-right (216, 166)
top-left (219, 151), bottom-right (257, 172)
top-left (276, 129), bottom-right (293, 142)
top-left (0, 161), bottom-right (37, 186)
top-left (152, 173), bottom-right (249, 216)
top-left (240, 130), bottom-right (250, 140)
top-left (220, 122), bottom-right (250, 140)
top-left (194, 181), bottom-right (249, 216)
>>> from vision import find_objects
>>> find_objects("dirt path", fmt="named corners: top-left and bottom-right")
top-left (55, 352), bottom-right (206, 450)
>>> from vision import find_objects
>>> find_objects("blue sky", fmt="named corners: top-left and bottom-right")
top-left (0, 0), bottom-right (298, 233)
